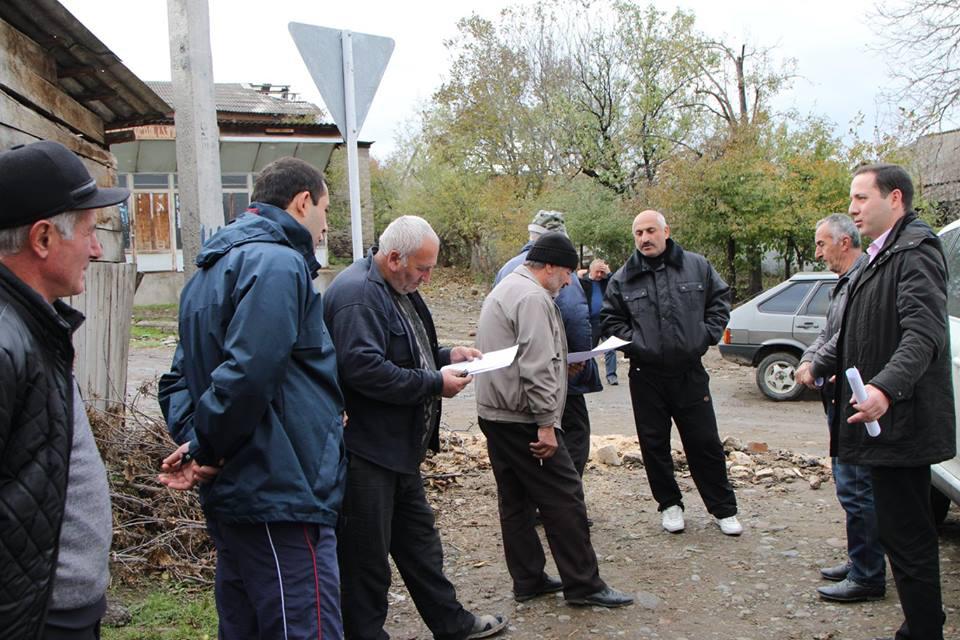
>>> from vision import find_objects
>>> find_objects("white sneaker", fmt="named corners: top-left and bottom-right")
top-left (661, 505), bottom-right (684, 533)
top-left (716, 515), bottom-right (743, 536)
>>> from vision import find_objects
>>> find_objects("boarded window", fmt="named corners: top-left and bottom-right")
top-left (133, 192), bottom-right (171, 252)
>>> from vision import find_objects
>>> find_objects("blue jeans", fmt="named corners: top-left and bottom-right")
top-left (604, 350), bottom-right (617, 379)
top-left (832, 458), bottom-right (886, 586)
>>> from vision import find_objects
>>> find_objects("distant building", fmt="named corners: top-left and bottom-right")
top-left (106, 82), bottom-right (374, 282)
top-left (912, 129), bottom-right (960, 225)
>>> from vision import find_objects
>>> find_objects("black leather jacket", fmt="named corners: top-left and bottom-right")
top-left (832, 213), bottom-right (956, 466)
top-left (0, 263), bottom-right (82, 638)
top-left (600, 240), bottom-right (731, 372)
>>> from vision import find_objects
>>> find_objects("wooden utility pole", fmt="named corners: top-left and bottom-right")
top-left (167, 0), bottom-right (223, 278)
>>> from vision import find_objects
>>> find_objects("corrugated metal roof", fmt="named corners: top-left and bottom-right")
top-left (147, 81), bottom-right (332, 124)
top-left (0, 0), bottom-right (168, 129)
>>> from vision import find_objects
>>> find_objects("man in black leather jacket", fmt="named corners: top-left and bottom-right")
top-left (0, 140), bottom-right (128, 639)
top-left (601, 210), bottom-right (741, 537)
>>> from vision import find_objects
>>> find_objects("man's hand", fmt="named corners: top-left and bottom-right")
top-left (567, 361), bottom-right (585, 377)
top-left (450, 346), bottom-right (483, 364)
top-left (796, 361), bottom-right (816, 389)
top-left (440, 368), bottom-right (473, 398)
top-left (848, 384), bottom-right (890, 424)
top-left (158, 442), bottom-right (221, 490)
top-left (530, 425), bottom-right (558, 460)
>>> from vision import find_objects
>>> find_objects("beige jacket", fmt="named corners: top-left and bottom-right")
top-left (476, 265), bottom-right (568, 427)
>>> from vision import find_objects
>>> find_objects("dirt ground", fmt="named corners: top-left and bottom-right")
top-left (126, 276), bottom-right (960, 640)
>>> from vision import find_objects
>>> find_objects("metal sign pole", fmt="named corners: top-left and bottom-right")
top-left (341, 31), bottom-right (364, 262)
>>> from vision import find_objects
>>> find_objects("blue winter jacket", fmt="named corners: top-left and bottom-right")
top-left (159, 203), bottom-right (346, 527)
top-left (495, 244), bottom-right (601, 394)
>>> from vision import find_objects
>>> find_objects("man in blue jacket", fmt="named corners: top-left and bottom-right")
top-left (495, 210), bottom-right (601, 478)
top-left (325, 215), bottom-right (506, 640)
top-left (158, 157), bottom-right (346, 640)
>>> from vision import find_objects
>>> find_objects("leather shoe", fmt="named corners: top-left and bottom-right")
top-left (466, 613), bottom-right (507, 639)
top-left (514, 575), bottom-right (563, 602)
top-left (819, 562), bottom-right (850, 582)
top-left (816, 577), bottom-right (884, 602)
top-left (566, 586), bottom-right (634, 608)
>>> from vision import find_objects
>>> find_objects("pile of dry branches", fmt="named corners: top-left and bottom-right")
top-left (89, 382), bottom-right (214, 584)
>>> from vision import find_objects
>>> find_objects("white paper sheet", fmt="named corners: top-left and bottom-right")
top-left (566, 336), bottom-right (629, 364)
top-left (440, 344), bottom-right (519, 376)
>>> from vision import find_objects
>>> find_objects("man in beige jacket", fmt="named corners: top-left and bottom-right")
top-left (475, 231), bottom-right (634, 609)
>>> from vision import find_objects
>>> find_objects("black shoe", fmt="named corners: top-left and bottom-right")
top-left (606, 375), bottom-right (619, 386)
top-left (816, 578), bottom-right (885, 602)
top-left (567, 586), bottom-right (634, 608)
top-left (586, 517), bottom-right (594, 528)
top-left (819, 562), bottom-right (850, 582)
top-left (514, 575), bottom-right (563, 602)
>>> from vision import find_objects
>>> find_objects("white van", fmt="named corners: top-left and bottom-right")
top-left (931, 218), bottom-right (960, 523)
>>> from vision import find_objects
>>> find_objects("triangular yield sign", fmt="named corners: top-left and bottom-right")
top-left (289, 22), bottom-right (394, 139)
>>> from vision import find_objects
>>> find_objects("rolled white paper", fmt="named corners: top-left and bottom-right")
top-left (845, 367), bottom-right (881, 437)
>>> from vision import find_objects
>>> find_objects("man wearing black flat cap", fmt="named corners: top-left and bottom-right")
top-left (475, 231), bottom-right (634, 609)
top-left (0, 140), bottom-right (128, 639)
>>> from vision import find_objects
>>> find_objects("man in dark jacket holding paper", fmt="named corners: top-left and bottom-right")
top-left (832, 164), bottom-right (955, 640)
top-left (324, 215), bottom-right (506, 640)
top-left (158, 158), bottom-right (346, 640)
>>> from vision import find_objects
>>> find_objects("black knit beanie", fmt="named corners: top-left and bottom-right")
top-left (526, 231), bottom-right (578, 270)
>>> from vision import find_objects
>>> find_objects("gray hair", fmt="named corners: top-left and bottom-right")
top-left (815, 213), bottom-right (861, 249)
top-left (0, 210), bottom-right (83, 257)
top-left (523, 259), bottom-right (547, 270)
top-left (378, 215), bottom-right (439, 263)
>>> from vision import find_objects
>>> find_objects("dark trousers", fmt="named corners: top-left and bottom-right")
top-left (560, 393), bottom-right (591, 477)
top-left (45, 596), bottom-right (105, 640)
top-left (871, 466), bottom-right (945, 640)
top-left (207, 519), bottom-right (342, 640)
top-left (478, 417), bottom-right (605, 599)
top-left (628, 364), bottom-right (737, 518)
top-left (337, 455), bottom-right (473, 640)
top-left (43, 624), bottom-right (99, 640)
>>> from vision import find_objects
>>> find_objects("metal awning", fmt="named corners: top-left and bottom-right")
top-left (112, 138), bottom-right (337, 174)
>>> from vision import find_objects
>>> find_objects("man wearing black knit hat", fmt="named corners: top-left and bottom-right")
top-left (475, 231), bottom-right (634, 609)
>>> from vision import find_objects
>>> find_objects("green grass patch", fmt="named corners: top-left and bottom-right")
top-left (131, 305), bottom-right (178, 347)
top-left (104, 585), bottom-right (217, 639)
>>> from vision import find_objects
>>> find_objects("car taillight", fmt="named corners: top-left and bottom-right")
top-left (723, 328), bottom-right (731, 344)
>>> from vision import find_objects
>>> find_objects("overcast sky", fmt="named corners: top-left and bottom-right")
top-left (60, 0), bottom-right (892, 160)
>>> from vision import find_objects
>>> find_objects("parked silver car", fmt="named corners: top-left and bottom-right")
top-left (719, 272), bottom-right (837, 400)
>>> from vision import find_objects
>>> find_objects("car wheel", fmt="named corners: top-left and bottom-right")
top-left (931, 486), bottom-right (951, 527)
top-left (755, 352), bottom-right (803, 401)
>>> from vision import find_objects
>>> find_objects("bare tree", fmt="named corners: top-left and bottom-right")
top-left (875, 0), bottom-right (960, 132)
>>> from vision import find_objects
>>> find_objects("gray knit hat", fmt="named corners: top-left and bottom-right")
top-left (528, 210), bottom-right (567, 236)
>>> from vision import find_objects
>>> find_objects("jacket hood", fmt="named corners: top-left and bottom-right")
top-left (195, 202), bottom-right (321, 276)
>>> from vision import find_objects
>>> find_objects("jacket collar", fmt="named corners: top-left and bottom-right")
top-left (0, 262), bottom-right (84, 337)
top-left (625, 238), bottom-right (684, 275)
